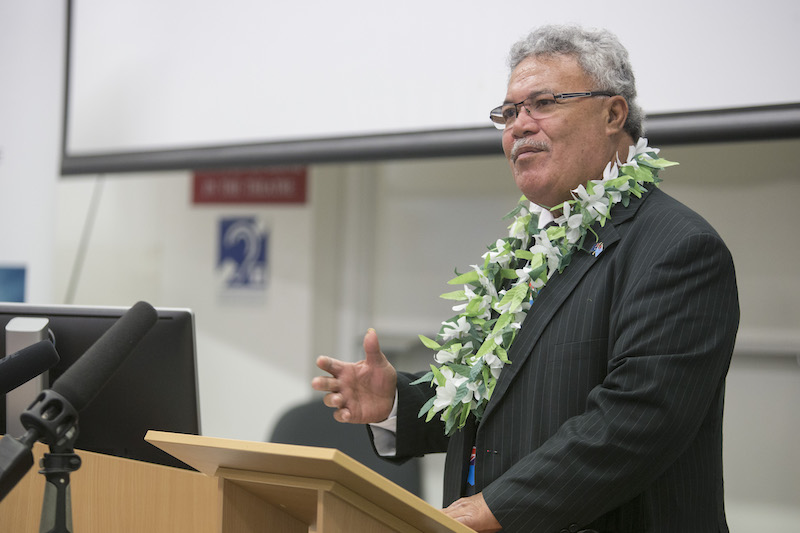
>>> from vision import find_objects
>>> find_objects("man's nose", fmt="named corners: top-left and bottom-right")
top-left (509, 106), bottom-right (540, 136)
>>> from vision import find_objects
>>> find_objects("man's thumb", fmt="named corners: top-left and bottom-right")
top-left (363, 328), bottom-right (385, 364)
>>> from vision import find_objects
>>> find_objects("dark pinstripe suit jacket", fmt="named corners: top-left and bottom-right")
top-left (390, 187), bottom-right (739, 533)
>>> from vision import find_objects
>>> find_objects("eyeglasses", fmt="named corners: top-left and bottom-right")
top-left (489, 91), bottom-right (616, 129)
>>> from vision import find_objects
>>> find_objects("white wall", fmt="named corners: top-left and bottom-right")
top-left (2, 3), bottom-right (798, 530)
top-left (0, 1), bottom-right (64, 302)
top-left (663, 140), bottom-right (800, 527)
top-left (52, 170), bottom-right (316, 443)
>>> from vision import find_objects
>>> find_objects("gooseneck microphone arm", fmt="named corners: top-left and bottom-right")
top-left (0, 301), bottom-right (158, 517)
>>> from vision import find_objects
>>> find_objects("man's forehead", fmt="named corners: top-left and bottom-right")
top-left (502, 89), bottom-right (555, 105)
top-left (505, 55), bottom-right (587, 96)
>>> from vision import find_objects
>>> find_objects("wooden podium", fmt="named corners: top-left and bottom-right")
top-left (146, 430), bottom-right (472, 533)
top-left (0, 431), bottom-right (472, 533)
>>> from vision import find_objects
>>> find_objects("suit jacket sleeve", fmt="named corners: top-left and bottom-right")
top-left (366, 371), bottom-right (450, 463)
top-left (481, 219), bottom-right (739, 531)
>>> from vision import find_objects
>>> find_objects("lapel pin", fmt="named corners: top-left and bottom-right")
top-left (590, 242), bottom-right (604, 257)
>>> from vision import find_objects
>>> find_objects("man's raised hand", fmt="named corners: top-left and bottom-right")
top-left (312, 328), bottom-right (397, 424)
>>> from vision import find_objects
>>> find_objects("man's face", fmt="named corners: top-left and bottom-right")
top-left (502, 54), bottom-right (615, 208)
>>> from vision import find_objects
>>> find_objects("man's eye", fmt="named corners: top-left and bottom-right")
top-left (501, 107), bottom-right (517, 120)
top-left (532, 97), bottom-right (556, 108)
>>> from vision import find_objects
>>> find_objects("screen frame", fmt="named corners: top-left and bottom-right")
top-left (60, 103), bottom-right (800, 175)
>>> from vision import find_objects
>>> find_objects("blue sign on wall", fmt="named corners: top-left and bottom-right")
top-left (0, 266), bottom-right (26, 302)
top-left (217, 217), bottom-right (268, 289)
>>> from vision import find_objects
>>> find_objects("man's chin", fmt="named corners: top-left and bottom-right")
top-left (514, 178), bottom-right (546, 206)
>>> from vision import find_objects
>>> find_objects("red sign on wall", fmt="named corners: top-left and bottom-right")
top-left (193, 167), bottom-right (307, 204)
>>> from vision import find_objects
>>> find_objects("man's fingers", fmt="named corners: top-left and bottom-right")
top-left (317, 392), bottom-right (353, 423)
top-left (311, 375), bottom-right (338, 393)
top-left (334, 408), bottom-right (353, 423)
top-left (441, 494), bottom-right (501, 532)
top-left (316, 355), bottom-right (345, 377)
top-left (322, 392), bottom-right (343, 408)
top-left (320, 394), bottom-right (352, 423)
top-left (315, 355), bottom-right (332, 372)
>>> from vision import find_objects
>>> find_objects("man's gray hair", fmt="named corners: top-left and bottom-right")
top-left (508, 25), bottom-right (645, 140)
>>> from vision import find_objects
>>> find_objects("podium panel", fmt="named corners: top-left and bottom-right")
top-left (220, 477), bottom-right (308, 533)
top-left (0, 440), bottom-right (219, 533)
top-left (146, 430), bottom-right (473, 533)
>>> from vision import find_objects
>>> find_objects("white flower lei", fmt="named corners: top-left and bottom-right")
top-left (413, 138), bottom-right (678, 436)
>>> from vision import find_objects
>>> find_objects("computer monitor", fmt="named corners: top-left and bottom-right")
top-left (0, 303), bottom-right (201, 470)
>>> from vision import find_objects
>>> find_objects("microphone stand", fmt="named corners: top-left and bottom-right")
top-left (19, 389), bottom-right (81, 533)
top-left (38, 448), bottom-right (81, 533)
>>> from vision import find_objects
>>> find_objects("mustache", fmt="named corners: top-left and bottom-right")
top-left (511, 139), bottom-right (550, 162)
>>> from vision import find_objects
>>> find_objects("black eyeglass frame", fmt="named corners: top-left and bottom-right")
top-left (489, 91), bottom-right (617, 129)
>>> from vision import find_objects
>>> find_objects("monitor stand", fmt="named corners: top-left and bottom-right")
top-left (5, 317), bottom-right (49, 437)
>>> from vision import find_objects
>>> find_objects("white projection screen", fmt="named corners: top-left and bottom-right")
top-left (62, 0), bottom-right (800, 173)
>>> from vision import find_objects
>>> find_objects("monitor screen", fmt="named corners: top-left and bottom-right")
top-left (0, 303), bottom-right (201, 470)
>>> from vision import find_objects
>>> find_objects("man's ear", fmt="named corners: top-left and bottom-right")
top-left (605, 95), bottom-right (629, 134)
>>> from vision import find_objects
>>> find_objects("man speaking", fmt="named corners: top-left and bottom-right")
top-left (313, 25), bottom-right (739, 533)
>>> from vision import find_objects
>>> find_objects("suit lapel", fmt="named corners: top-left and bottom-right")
top-left (479, 190), bottom-right (650, 425)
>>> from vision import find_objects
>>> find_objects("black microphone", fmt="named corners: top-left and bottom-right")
top-left (0, 301), bottom-right (158, 503)
top-left (0, 340), bottom-right (60, 395)
top-left (50, 300), bottom-right (158, 412)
